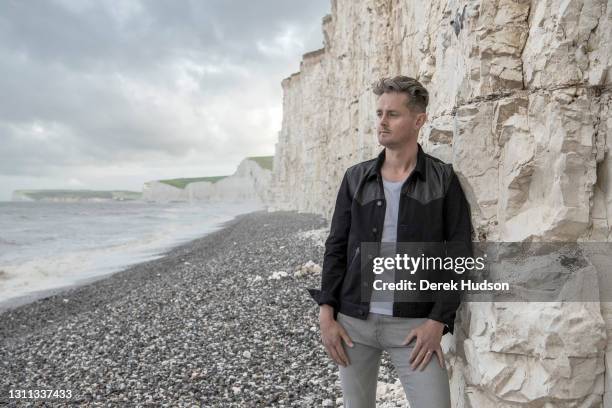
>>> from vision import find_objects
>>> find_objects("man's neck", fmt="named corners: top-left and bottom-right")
top-left (382, 142), bottom-right (418, 178)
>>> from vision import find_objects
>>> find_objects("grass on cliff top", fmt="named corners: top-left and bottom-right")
top-left (158, 176), bottom-right (228, 189)
top-left (16, 190), bottom-right (142, 200)
top-left (247, 156), bottom-right (273, 171)
top-left (157, 157), bottom-right (273, 189)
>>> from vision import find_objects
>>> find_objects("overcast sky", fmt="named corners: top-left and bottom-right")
top-left (0, 0), bottom-right (330, 200)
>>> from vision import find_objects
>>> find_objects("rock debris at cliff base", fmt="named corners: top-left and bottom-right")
top-left (0, 211), bottom-right (406, 407)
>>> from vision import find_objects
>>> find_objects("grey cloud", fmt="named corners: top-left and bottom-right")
top-left (0, 0), bottom-right (329, 191)
top-left (1, 0), bottom-right (328, 71)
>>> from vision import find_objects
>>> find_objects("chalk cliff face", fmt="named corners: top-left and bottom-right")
top-left (142, 182), bottom-right (186, 202)
top-left (142, 157), bottom-right (272, 204)
top-left (187, 159), bottom-right (272, 203)
top-left (270, 0), bottom-right (612, 406)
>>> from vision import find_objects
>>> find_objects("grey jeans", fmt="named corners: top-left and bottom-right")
top-left (337, 312), bottom-right (451, 408)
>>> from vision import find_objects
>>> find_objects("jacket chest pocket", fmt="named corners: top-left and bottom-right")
top-left (398, 224), bottom-right (421, 241)
top-left (398, 198), bottom-right (445, 241)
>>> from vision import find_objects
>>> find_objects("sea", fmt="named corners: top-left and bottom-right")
top-left (0, 200), bottom-right (262, 308)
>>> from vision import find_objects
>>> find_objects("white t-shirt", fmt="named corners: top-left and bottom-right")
top-left (369, 175), bottom-right (408, 315)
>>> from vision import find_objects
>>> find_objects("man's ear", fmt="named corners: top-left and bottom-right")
top-left (416, 112), bottom-right (427, 128)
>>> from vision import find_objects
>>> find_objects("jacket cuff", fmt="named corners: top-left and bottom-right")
top-left (307, 288), bottom-right (340, 321)
top-left (307, 288), bottom-right (338, 309)
top-left (427, 311), bottom-right (454, 335)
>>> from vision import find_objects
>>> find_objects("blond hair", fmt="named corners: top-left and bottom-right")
top-left (372, 76), bottom-right (428, 112)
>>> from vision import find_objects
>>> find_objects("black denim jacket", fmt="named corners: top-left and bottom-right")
top-left (309, 143), bottom-right (474, 335)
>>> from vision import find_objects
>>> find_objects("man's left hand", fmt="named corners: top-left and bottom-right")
top-left (402, 319), bottom-right (445, 371)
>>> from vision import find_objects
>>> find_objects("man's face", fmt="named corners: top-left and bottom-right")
top-left (376, 92), bottom-right (426, 149)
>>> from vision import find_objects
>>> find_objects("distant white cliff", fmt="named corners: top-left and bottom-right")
top-left (142, 156), bottom-right (273, 204)
top-left (11, 190), bottom-right (142, 202)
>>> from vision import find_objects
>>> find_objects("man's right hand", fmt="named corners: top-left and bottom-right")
top-left (319, 305), bottom-right (354, 367)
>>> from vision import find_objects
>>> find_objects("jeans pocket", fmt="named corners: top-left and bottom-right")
top-left (337, 312), bottom-right (354, 329)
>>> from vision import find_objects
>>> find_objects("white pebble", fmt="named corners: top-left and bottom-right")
top-left (268, 271), bottom-right (288, 280)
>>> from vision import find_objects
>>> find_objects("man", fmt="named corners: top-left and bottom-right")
top-left (311, 76), bottom-right (473, 407)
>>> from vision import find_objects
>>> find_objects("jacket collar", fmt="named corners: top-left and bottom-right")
top-left (366, 143), bottom-right (427, 182)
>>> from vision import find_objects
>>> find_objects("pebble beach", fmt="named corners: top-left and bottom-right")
top-left (0, 211), bottom-right (406, 407)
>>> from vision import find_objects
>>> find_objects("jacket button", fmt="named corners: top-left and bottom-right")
top-left (358, 309), bottom-right (365, 316)
top-left (377, 200), bottom-right (382, 206)
top-left (372, 227), bottom-right (377, 233)
top-left (368, 254), bottom-right (374, 260)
